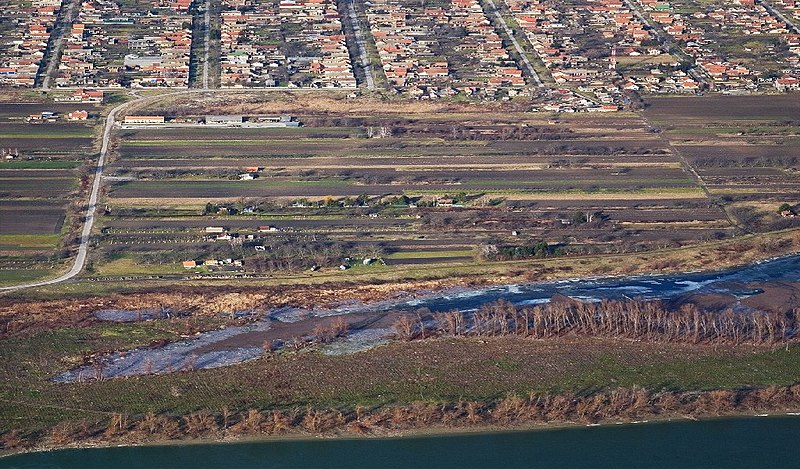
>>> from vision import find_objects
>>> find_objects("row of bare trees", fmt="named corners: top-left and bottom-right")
top-left (6, 384), bottom-right (799, 450)
top-left (393, 299), bottom-right (800, 345)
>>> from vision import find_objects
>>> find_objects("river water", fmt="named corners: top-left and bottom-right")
top-left (2, 416), bottom-right (799, 468)
top-left (53, 254), bottom-right (800, 382)
top-left (372, 253), bottom-right (800, 314)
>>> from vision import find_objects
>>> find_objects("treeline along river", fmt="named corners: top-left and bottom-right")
top-left (3, 416), bottom-right (799, 468)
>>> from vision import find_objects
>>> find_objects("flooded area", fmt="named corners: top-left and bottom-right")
top-left (54, 254), bottom-right (800, 383)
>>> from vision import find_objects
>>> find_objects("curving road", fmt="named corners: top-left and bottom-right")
top-left (0, 95), bottom-right (144, 291)
top-left (0, 88), bottom-right (343, 292)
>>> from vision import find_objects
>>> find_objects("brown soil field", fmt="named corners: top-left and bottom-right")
top-left (679, 145), bottom-right (800, 167)
top-left (107, 169), bottom-right (697, 192)
top-left (0, 207), bottom-right (66, 235)
top-left (0, 104), bottom-right (103, 117)
top-left (107, 180), bottom-right (697, 200)
top-left (0, 178), bottom-right (75, 198)
top-left (0, 169), bottom-right (76, 178)
top-left (111, 156), bottom-right (680, 171)
top-left (117, 141), bottom-right (673, 159)
top-left (644, 95), bottom-right (800, 121)
top-left (508, 198), bottom-right (713, 209)
top-left (104, 218), bottom-right (415, 231)
top-left (604, 208), bottom-right (726, 222)
top-left (0, 138), bottom-right (94, 155)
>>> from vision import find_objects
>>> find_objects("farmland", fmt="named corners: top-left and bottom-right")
top-left (0, 88), bottom-right (799, 456)
top-left (0, 91), bottom-right (794, 286)
top-left (0, 97), bottom-right (110, 286)
top-left (62, 91), bottom-right (797, 279)
top-left (643, 96), bottom-right (800, 232)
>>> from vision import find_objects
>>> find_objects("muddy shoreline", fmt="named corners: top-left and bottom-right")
top-left (3, 388), bottom-right (800, 458)
top-left (2, 248), bottom-right (799, 339)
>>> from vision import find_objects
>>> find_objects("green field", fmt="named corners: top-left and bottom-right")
top-left (1, 329), bottom-right (799, 435)
top-left (0, 234), bottom-right (60, 248)
top-left (0, 161), bottom-right (84, 170)
top-left (0, 268), bottom-right (59, 287)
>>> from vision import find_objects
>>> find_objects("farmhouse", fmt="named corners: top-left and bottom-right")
top-left (206, 115), bottom-right (244, 125)
top-left (124, 116), bottom-right (165, 125)
top-left (775, 76), bottom-right (799, 91)
top-left (182, 260), bottom-right (197, 268)
top-left (56, 89), bottom-right (105, 103)
top-left (123, 55), bottom-right (163, 69)
top-left (67, 110), bottom-right (89, 120)
top-left (205, 226), bottom-right (226, 234)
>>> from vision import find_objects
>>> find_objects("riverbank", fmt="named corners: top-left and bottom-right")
top-left (2, 332), bottom-right (800, 454)
top-left (2, 228), bottom-right (799, 338)
top-left (2, 226), bottom-right (799, 303)
top-left (8, 415), bottom-right (800, 469)
top-left (2, 237), bottom-right (800, 457)
top-left (3, 393), bottom-right (800, 460)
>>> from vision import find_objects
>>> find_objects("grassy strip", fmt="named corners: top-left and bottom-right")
top-left (90, 258), bottom-right (192, 277)
top-left (0, 234), bottom-right (60, 248)
top-left (386, 250), bottom-right (475, 260)
top-left (1, 334), bottom-right (799, 435)
top-left (0, 129), bottom-right (94, 138)
top-left (0, 161), bottom-right (83, 170)
top-left (0, 269), bottom-right (61, 287)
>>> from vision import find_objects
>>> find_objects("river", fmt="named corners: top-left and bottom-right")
top-left (375, 253), bottom-right (800, 314)
top-left (53, 253), bottom-right (800, 382)
top-left (2, 416), bottom-right (799, 468)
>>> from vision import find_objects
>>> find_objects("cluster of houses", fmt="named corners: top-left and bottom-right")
top-left (448, 0), bottom-right (527, 95)
top-left (366, 0), bottom-right (527, 99)
top-left (49, 0), bottom-right (193, 88)
top-left (4, 0), bottom-right (799, 100)
top-left (775, 0), bottom-right (800, 24)
top-left (182, 258), bottom-right (243, 270)
top-left (179, 224), bottom-right (291, 269)
top-left (219, 0), bottom-right (355, 88)
top-left (636, 0), bottom-right (800, 92)
top-left (506, 0), bottom-right (659, 104)
top-left (53, 88), bottom-right (106, 103)
top-left (0, 0), bottom-right (62, 86)
top-left (498, 0), bottom-right (799, 97)
top-left (25, 109), bottom-right (91, 122)
top-left (367, 0), bottom-right (450, 95)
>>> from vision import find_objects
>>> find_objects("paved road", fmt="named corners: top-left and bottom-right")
top-left (41, 0), bottom-right (79, 91)
top-left (621, 0), bottom-right (708, 86)
top-left (0, 88), bottom-right (350, 292)
top-left (0, 94), bottom-right (142, 291)
top-left (483, 0), bottom-right (543, 87)
top-left (202, 0), bottom-right (211, 89)
top-left (757, 0), bottom-right (800, 34)
top-left (346, 0), bottom-right (375, 89)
